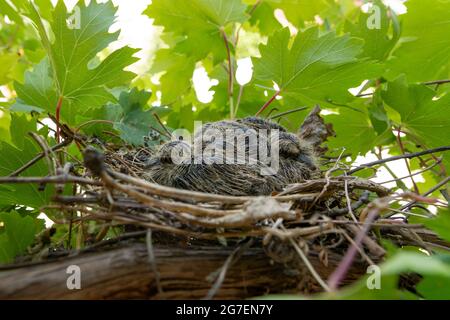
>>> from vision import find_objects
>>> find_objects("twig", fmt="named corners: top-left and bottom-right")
top-left (281, 225), bottom-right (331, 292)
top-left (310, 149), bottom-right (346, 209)
top-left (422, 79), bottom-right (450, 86)
top-left (8, 138), bottom-right (72, 177)
top-left (316, 190), bottom-right (370, 217)
top-left (344, 173), bottom-right (358, 222)
top-left (344, 222), bottom-right (386, 257)
top-left (399, 176), bottom-right (450, 213)
top-left (152, 112), bottom-right (172, 138)
top-left (265, 223), bottom-right (333, 240)
top-left (101, 171), bottom-right (240, 217)
top-left (355, 92), bottom-right (373, 97)
top-left (29, 132), bottom-right (58, 176)
top-left (347, 146), bottom-right (450, 175)
top-left (341, 229), bottom-right (375, 265)
top-left (268, 106), bottom-right (308, 120)
top-left (381, 157), bottom-right (442, 184)
top-left (328, 198), bottom-right (389, 290)
top-left (149, 125), bottom-right (170, 140)
top-left (109, 169), bottom-right (319, 204)
top-left (0, 175), bottom-right (102, 185)
top-left (280, 177), bottom-right (390, 197)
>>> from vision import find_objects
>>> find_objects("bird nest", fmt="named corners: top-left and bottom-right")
top-left (42, 143), bottom-right (446, 294)
top-left (3, 110), bottom-right (447, 297)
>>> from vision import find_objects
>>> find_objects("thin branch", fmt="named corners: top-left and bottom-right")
top-left (282, 225), bottom-right (331, 292)
top-left (8, 138), bottom-right (72, 177)
top-left (29, 132), bottom-right (58, 176)
top-left (152, 112), bottom-right (172, 138)
top-left (381, 157), bottom-right (442, 184)
top-left (101, 171), bottom-right (240, 217)
top-left (422, 79), bottom-right (450, 86)
top-left (0, 175), bottom-right (102, 186)
top-left (347, 146), bottom-right (450, 175)
top-left (328, 198), bottom-right (389, 290)
top-left (109, 169), bottom-right (319, 204)
top-left (268, 106), bottom-right (308, 120)
top-left (355, 92), bottom-right (373, 97)
top-left (399, 176), bottom-right (450, 212)
top-left (344, 177), bottom-right (358, 223)
top-left (341, 229), bottom-right (375, 266)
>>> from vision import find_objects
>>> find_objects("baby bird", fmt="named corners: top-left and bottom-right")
top-left (143, 117), bottom-right (319, 196)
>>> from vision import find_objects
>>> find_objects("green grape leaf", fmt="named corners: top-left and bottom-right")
top-left (12, 58), bottom-right (54, 114)
top-left (145, 0), bottom-right (247, 62)
top-left (417, 273), bottom-right (450, 300)
top-left (345, 0), bottom-right (400, 61)
top-left (382, 76), bottom-right (450, 170)
top-left (342, 252), bottom-right (450, 299)
top-left (253, 27), bottom-right (382, 106)
top-left (270, 251), bottom-right (450, 300)
top-left (146, 0), bottom-right (248, 106)
top-left (13, 0), bottom-right (138, 124)
top-left (150, 49), bottom-right (196, 105)
top-left (247, 1), bottom-right (281, 36)
top-left (113, 88), bottom-right (170, 146)
top-left (0, 115), bottom-right (54, 208)
top-left (387, 0), bottom-right (450, 82)
top-left (325, 107), bottom-right (377, 157)
top-left (0, 211), bottom-right (42, 264)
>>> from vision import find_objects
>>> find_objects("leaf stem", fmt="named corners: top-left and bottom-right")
top-left (234, 85), bottom-right (244, 118)
top-left (221, 28), bottom-right (234, 119)
top-left (255, 90), bottom-right (280, 117)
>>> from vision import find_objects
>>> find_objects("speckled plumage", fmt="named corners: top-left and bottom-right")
top-left (143, 117), bottom-right (320, 196)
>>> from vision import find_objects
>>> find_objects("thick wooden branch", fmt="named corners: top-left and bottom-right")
top-left (0, 244), bottom-right (371, 300)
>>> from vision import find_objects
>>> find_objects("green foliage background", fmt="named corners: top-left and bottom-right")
top-left (0, 0), bottom-right (449, 299)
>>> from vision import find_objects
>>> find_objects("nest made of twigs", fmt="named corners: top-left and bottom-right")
top-left (41, 143), bottom-right (448, 294)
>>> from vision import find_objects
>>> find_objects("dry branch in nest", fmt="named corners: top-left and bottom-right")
top-left (0, 108), bottom-right (449, 299)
